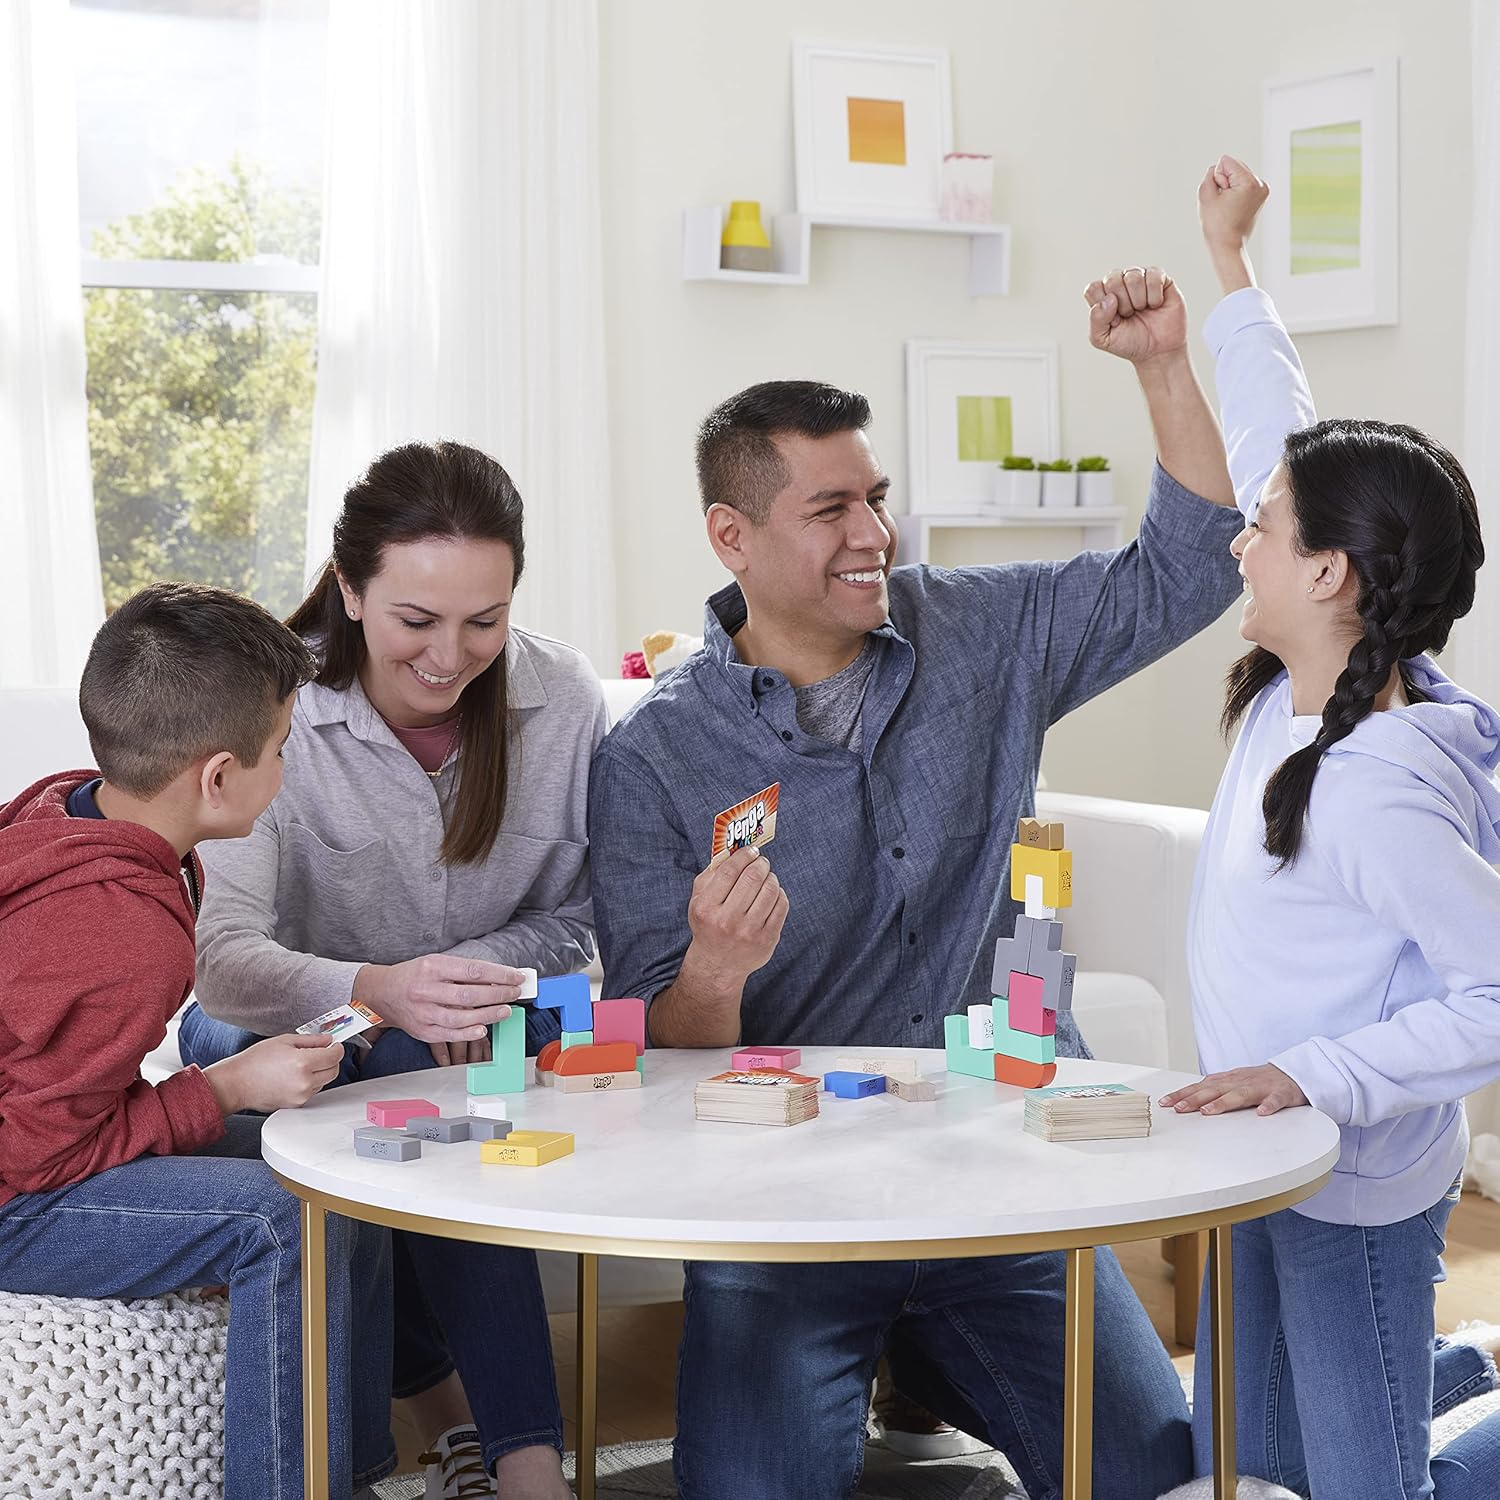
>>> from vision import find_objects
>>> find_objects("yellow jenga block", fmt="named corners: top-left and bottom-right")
top-left (1010, 844), bottom-right (1072, 907)
top-left (480, 1130), bottom-right (575, 1167)
top-left (1017, 818), bottom-right (1065, 850)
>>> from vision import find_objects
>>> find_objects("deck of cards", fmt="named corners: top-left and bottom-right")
top-left (297, 1000), bottom-right (382, 1044)
top-left (694, 1068), bottom-right (819, 1127)
top-left (709, 783), bottom-right (779, 867)
top-left (1022, 1083), bottom-right (1152, 1142)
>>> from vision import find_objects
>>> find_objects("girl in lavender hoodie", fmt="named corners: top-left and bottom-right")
top-left (1144, 157), bottom-right (1500, 1498)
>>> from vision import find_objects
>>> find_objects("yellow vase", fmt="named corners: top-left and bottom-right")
top-left (720, 200), bottom-right (772, 272)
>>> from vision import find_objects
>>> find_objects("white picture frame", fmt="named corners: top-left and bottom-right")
top-left (905, 340), bottom-right (1060, 517)
top-left (1260, 59), bottom-right (1399, 333)
top-left (792, 41), bottom-right (953, 222)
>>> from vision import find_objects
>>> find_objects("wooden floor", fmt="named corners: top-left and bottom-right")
top-left (537, 1190), bottom-right (1500, 1451)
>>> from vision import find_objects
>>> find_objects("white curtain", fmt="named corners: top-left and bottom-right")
top-left (306, 0), bottom-right (615, 669)
top-left (0, 0), bottom-right (103, 688)
top-left (1465, 1), bottom-right (1500, 1146)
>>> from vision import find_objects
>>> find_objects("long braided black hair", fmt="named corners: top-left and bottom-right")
top-left (1221, 418), bottom-right (1484, 867)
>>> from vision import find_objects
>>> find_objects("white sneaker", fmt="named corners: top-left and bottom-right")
top-left (420, 1425), bottom-right (495, 1498)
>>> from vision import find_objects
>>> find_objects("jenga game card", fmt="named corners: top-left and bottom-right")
top-left (710, 783), bottom-right (779, 867)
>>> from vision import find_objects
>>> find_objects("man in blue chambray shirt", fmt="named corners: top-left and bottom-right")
top-left (589, 269), bottom-right (1240, 1500)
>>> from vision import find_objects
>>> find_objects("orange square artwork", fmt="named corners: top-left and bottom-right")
top-left (847, 97), bottom-right (907, 166)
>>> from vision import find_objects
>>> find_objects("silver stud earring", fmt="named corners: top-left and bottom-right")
top-left (348, 610), bottom-right (358, 620)
top-left (1306, 585), bottom-right (1316, 595)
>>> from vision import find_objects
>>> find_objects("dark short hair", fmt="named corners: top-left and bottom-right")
top-left (696, 380), bottom-right (872, 523)
top-left (80, 582), bottom-right (317, 797)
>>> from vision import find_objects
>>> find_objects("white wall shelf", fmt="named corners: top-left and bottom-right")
top-left (682, 205), bottom-right (1010, 296)
top-left (896, 507), bottom-right (1127, 565)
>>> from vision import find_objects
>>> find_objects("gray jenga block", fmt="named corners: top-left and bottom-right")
top-left (1030, 945), bottom-right (1078, 1012)
top-left (406, 1116), bottom-right (472, 1143)
top-left (992, 915), bottom-right (1065, 995)
top-left (355, 1129), bottom-right (421, 1162)
top-left (991, 935), bottom-right (1024, 997)
top-left (466, 1117), bottom-right (513, 1141)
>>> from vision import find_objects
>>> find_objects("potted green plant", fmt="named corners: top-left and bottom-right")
top-left (1076, 455), bottom-right (1112, 507)
top-left (994, 454), bottom-right (1040, 509)
top-left (1038, 458), bottom-right (1076, 509)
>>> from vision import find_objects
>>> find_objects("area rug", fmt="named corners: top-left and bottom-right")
top-left (373, 1438), bottom-right (1023, 1498)
top-left (372, 1389), bottom-right (1500, 1499)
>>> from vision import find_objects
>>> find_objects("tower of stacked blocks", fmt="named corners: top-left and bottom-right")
top-left (466, 973), bottom-right (647, 1099)
top-left (944, 818), bottom-right (1077, 1090)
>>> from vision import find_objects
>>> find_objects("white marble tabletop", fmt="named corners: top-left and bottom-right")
top-left (261, 1049), bottom-right (1341, 1255)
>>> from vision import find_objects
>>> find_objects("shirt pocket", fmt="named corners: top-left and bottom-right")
top-left (447, 833), bottom-right (589, 938)
top-left (899, 680), bottom-right (1005, 842)
top-left (280, 823), bottom-right (390, 961)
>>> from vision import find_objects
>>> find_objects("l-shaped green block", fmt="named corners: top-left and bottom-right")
top-left (480, 1004), bottom-right (528, 1094)
top-left (944, 1013), bottom-right (996, 1080)
top-left (993, 1011), bottom-right (1056, 1066)
top-left (561, 1029), bottom-right (593, 1050)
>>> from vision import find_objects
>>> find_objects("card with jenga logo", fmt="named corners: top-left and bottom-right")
top-left (709, 783), bottom-right (779, 866)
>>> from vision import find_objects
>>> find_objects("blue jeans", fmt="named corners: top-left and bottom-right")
top-left (0, 1114), bottom-right (394, 1500)
top-left (1191, 1184), bottom-right (1500, 1499)
top-left (179, 1003), bottom-right (564, 1472)
top-left (674, 1250), bottom-right (1191, 1500)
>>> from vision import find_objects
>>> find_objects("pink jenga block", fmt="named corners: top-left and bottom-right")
top-left (732, 1046), bottom-right (802, 1070)
top-left (592, 997), bottom-right (647, 1057)
top-left (366, 1098), bottom-right (440, 1129)
top-left (1006, 973), bottom-right (1055, 1037)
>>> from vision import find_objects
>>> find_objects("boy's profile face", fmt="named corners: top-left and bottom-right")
top-left (216, 697), bottom-right (295, 837)
top-left (733, 429), bottom-right (897, 648)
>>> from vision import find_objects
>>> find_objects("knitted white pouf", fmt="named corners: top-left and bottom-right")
top-left (0, 1288), bottom-right (229, 1500)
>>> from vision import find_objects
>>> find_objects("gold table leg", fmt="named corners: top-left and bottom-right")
top-left (301, 1199), bottom-right (330, 1500)
top-left (1062, 1245), bottom-right (1095, 1500)
top-left (1208, 1225), bottom-right (1236, 1500)
top-left (575, 1252), bottom-right (599, 1500)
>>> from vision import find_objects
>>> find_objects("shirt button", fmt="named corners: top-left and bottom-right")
top-left (907, 933), bottom-right (917, 946)
top-left (892, 846), bottom-right (905, 859)
top-left (910, 1012), bottom-right (924, 1025)
top-left (421, 930), bottom-right (437, 943)
top-left (429, 868), bottom-right (443, 883)
top-left (761, 674), bottom-right (778, 688)
top-left (781, 730), bottom-right (793, 742)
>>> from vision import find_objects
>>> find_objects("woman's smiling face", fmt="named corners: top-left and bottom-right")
top-left (339, 536), bottom-right (515, 728)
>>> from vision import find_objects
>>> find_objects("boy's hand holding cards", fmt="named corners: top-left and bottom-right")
top-left (710, 783), bottom-right (779, 867)
top-left (297, 1000), bottom-right (383, 1045)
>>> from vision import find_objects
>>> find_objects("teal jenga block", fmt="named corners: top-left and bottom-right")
top-left (945, 1013), bottom-right (996, 1080)
top-left (993, 1011), bottom-right (1056, 1066)
top-left (467, 1062), bottom-right (507, 1095)
top-left (561, 1029), bottom-right (593, 1050)
top-left (635, 1055), bottom-right (645, 1076)
top-left (490, 1004), bottom-right (527, 1094)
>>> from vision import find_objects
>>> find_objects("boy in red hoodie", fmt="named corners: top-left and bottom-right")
top-left (0, 583), bottom-right (394, 1500)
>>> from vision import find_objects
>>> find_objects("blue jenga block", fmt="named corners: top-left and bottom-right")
top-left (823, 1071), bottom-right (886, 1099)
top-left (535, 972), bottom-right (594, 1032)
top-left (944, 1013), bottom-right (996, 1080)
top-left (1029, 944), bottom-right (1077, 1013)
top-left (993, 1010), bottom-right (1057, 1066)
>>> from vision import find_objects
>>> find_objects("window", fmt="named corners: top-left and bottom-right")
top-left (73, 0), bottom-right (327, 616)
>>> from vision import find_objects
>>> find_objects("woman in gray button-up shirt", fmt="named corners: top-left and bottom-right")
top-left (185, 441), bottom-right (602, 1499)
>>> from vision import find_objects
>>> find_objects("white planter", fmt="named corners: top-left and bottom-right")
top-left (993, 469), bottom-right (1041, 509)
top-left (1077, 470), bottom-right (1113, 508)
top-left (1040, 470), bottom-right (1077, 508)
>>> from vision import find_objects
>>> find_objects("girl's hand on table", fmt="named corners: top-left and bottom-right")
top-left (1159, 1063), bottom-right (1308, 1117)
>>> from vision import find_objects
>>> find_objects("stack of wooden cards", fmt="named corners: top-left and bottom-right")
top-left (1022, 1083), bottom-right (1151, 1142)
top-left (694, 1069), bottom-right (820, 1127)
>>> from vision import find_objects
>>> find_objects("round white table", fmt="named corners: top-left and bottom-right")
top-left (263, 1048), bottom-right (1341, 1500)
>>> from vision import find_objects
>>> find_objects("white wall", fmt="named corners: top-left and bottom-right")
top-left (598, 0), bottom-right (1473, 809)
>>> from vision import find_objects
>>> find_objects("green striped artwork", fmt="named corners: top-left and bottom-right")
top-left (956, 394), bottom-right (1013, 462)
top-left (1290, 120), bottom-right (1362, 274)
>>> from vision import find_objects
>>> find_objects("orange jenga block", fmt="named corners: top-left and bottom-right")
top-left (535, 1039), bottom-right (562, 1077)
top-left (554, 1041), bottom-right (638, 1076)
top-left (993, 1054), bottom-right (1057, 1089)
